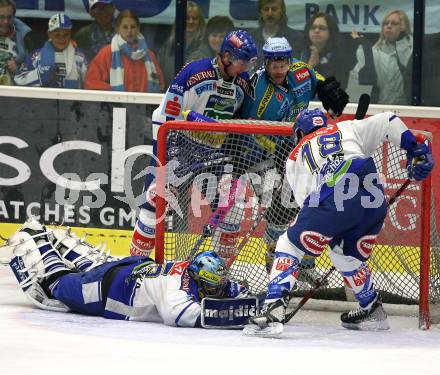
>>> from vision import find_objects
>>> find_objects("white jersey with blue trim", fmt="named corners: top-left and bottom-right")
top-left (151, 57), bottom-right (251, 146)
top-left (286, 112), bottom-right (409, 208)
top-left (105, 260), bottom-right (201, 327)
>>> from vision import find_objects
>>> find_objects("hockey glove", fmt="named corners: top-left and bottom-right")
top-left (316, 76), bottom-right (349, 117)
top-left (407, 141), bottom-right (435, 181)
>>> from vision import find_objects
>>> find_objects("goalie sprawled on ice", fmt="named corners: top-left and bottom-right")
top-left (0, 217), bottom-right (257, 329)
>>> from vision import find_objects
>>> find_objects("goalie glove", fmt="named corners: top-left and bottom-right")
top-left (316, 76), bottom-right (349, 117)
top-left (406, 134), bottom-right (435, 181)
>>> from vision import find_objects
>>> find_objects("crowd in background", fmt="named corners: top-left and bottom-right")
top-left (0, 0), bottom-right (439, 106)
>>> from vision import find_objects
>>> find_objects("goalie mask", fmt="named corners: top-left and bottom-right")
top-left (293, 108), bottom-right (328, 141)
top-left (188, 251), bottom-right (228, 298)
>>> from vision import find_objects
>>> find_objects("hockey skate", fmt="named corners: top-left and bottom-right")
top-left (242, 296), bottom-right (288, 338)
top-left (0, 217), bottom-right (70, 312)
top-left (340, 295), bottom-right (390, 331)
top-left (49, 226), bottom-right (117, 272)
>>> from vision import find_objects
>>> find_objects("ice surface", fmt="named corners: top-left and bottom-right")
top-left (0, 267), bottom-right (439, 375)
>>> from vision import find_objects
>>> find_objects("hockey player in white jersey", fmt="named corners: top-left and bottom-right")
top-left (1, 218), bottom-right (252, 328)
top-left (244, 108), bottom-right (434, 336)
top-left (130, 30), bottom-right (258, 259)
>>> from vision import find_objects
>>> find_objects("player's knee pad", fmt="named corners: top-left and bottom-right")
top-left (130, 208), bottom-right (156, 257)
top-left (330, 247), bottom-right (376, 308)
top-left (288, 227), bottom-right (332, 257)
top-left (356, 234), bottom-right (378, 260)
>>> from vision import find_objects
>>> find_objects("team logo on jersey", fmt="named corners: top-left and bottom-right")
top-left (195, 82), bottom-right (216, 96)
top-left (187, 70), bottom-right (216, 86)
top-left (290, 61), bottom-right (308, 70)
top-left (170, 83), bottom-right (184, 94)
top-left (294, 68), bottom-right (310, 83)
top-left (275, 257), bottom-right (294, 271)
top-left (170, 261), bottom-right (190, 275)
top-left (357, 235), bottom-right (377, 259)
top-left (257, 84), bottom-right (274, 117)
top-left (300, 231), bottom-right (332, 255)
top-left (276, 92), bottom-right (284, 102)
top-left (165, 95), bottom-right (181, 117)
top-left (217, 86), bottom-right (234, 96)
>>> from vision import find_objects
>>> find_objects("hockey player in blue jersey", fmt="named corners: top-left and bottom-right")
top-left (2, 217), bottom-right (252, 328)
top-left (240, 37), bottom-right (349, 281)
top-left (130, 30), bottom-right (258, 259)
top-left (243, 108), bottom-right (434, 336)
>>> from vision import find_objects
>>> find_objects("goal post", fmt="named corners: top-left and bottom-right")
top-left (155, 119), bottom-right (437, 329)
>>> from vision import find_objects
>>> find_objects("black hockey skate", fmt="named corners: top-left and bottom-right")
top-left (340, 296), bottom-right (390, 331)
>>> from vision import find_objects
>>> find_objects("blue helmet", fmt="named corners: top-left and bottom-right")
top-left (262, 37), bottom-right (293, 62)
top-left (188, 251), bottom-right (228, 298)
top-left (220, 30), bottom-right (258, 62)
top-left (294, 108), bottom-right (328, 139)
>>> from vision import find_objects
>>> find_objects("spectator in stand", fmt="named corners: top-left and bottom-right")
top-left (158, 1), bottom-right (205, 86)
top-left (14, 14), bottom-right (87, 88)
top-left (85, 10), bottom-right (164, 92)
top-left (188, 16), bottom-right (234, 61)
top-left (422, 32), bottom-right (440, 106)
top-left (351, 10), bottom-right (413, 105)
top-left (75, 0), bottom-right (116, 62)
top-left (300, 12), bottom-right (353, 91)
top-left (249, 0), bottom-right (304, 68)
top-left (0, 0), bottom-right (31, 85)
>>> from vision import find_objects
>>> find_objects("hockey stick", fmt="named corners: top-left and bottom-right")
top-left (283, 176), bottom-right (412, 324)
top-left (354, 93), bottom-right (370, 120)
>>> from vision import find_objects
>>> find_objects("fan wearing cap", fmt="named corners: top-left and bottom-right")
top-left (84, 9), bottom-right (165, 92)
top-left (75, 0), bottom-right (115, 61)
top-left (14, 13), bottom-right (87, 88)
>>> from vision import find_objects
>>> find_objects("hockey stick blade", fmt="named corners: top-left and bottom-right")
top-left (242, 322), bottom-right (283, 338)
top-left (354, 93), bottom-right (370, 120)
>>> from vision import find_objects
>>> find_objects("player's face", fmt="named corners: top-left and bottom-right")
top-left (0, 5), bottom-right (14, 36)
top-left (90, 3), bottom-right (114, 29)
top-left (186, 9), bottom-right (200, 34)
top-left (261, 0), bottom-right (283, 27)
top-left (383, 13), bottom-right (404, 42)
top-left (118, 17), bottom-right (139, 44)
top-left (208, 32), bottom-right (226, 53)
top-left (48, 29), bottom-right (72, 51)
top-left (266, 59), bottom-right (290, 84)
top-left (309, 17), bottom-right (330, 46)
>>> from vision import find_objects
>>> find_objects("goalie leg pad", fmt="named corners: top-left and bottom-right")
top-left (130, 208), bottom-right (156, 257)
top-left (201, 297), bottom-right (259, 329)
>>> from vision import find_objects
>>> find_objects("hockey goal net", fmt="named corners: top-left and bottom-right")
top-left (154, 119), bottom-right (439, 329)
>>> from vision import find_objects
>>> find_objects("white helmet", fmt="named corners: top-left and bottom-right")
top-left (262, 37), bottom-right (293, 63)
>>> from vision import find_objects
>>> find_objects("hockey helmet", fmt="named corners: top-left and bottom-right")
top-left (220, 30), bottom-right (258, 63)
top-left (188, 251), bottom-right (228, 298)
top-left (293, 108), bottom-right (328, 139)
top-left (262, 37), bottom-right (293, 63)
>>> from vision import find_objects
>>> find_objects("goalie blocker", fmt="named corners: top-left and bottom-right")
top-left (201, 297), bottom-right (259, 329)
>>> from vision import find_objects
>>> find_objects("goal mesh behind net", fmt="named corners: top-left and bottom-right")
top-left (155, 120), bottom-right (439, 328)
